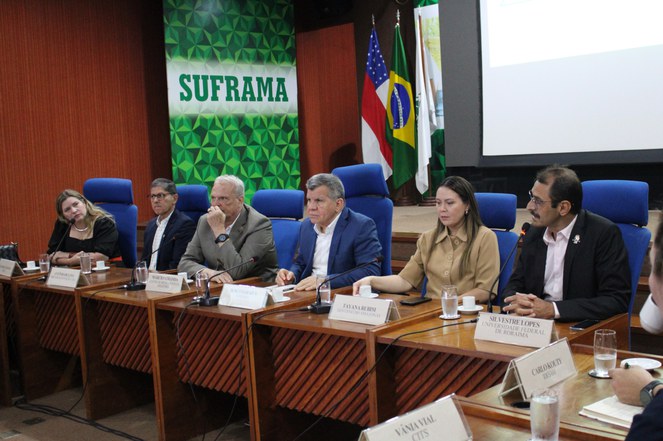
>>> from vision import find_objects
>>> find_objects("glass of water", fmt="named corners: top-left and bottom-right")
top-left (530, 388), bottom-right (560, 441)
top-left (195, 271), bottom-right (209, 297)
top-left (39, 253), bottom-right (50, 273)
top-left (80, 253), bottom-right (92, 274)
top-left (315, 274), bottom-right (331, 304)
top-left (134, 260), bottom-right (149, 284)
top-left (593, 329), bottom-right (617, 378)
top-left (441, 284), bottom-right (459, 319)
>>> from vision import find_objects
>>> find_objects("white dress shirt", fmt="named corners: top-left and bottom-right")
top-left (543, 215), bottom-right (577, 317)
top-left (149, 210), bottom-right (174, 271)
top-left (311, 212), bottom-right (342, 277)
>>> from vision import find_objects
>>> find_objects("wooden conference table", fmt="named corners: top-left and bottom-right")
top-left (471, 344), bottom-right (663, 440)
top-left (12, 267), bottom-right (133, 401)
top-left (9, 272), bottom-right (634, 441)
top-left (243, 291), bottom-right (628, 441)
top-left (0, 271), bottom-right (46, 406)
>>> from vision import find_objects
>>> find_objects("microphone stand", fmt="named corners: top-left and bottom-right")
top-left (126, 235), bottom-right (180, 291)
top-left (40, 219), bottom-right (75, 281)
top-left (198, 257), bottom-right (259, 307)
top-left (309, 257), bottom-right (382, 314)
top-left (487, 223), bottom-right (530, 312)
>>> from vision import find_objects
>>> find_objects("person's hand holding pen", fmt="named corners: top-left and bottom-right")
top-left (609, 363), bottom-right (655, 406)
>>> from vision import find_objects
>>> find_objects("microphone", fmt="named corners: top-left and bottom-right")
top-left (486, 222), bottom-right (530, 313)
top-left (198, 256), bottom-right (259, 306)
top-left (124, 235), bottom-right (180, 291)
top-left (50, 218), bottom-right (75, 264)
top-left (309, 256), bottom-right (383, 314)
top-left (39, 219), bottom-right (75, 281)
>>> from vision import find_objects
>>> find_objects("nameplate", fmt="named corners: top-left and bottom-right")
top-left (0, 259), bottom-right (24, 277)
top-left (498, 338), bottom-right (576, 401)
top-left (218, 284), bottom-right (272, 310)
top-left (474, 312), bottom-right (555, 348)
top-left (145, 273), bottom-right (187, 293)
top-left (46, 267), bottom-right (89, 288)
top-left (329, 295), bottom-right (399, 325)
top-left (358, 394), bottom-right (472, 441)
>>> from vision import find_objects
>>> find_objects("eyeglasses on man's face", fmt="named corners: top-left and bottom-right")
top-left (148, 193), bottom-right (172, 201)
top-left (528, 190), bottom-right (552, 208)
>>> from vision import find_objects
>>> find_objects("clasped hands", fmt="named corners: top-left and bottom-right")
top-left (502, 292), bottom-right (555, 319)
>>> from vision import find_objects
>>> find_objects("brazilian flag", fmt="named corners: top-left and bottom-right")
top-left (386, 22), bottom-right (416, 190)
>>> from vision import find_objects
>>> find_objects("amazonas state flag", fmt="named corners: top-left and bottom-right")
top-left (386, 22), bottom-right (416, 190)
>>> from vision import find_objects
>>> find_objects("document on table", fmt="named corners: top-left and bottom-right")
top-left (579, 395), bottom-right (643, 429)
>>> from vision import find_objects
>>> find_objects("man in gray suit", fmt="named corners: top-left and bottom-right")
top-left (178, 175), bottom-right (278, 283)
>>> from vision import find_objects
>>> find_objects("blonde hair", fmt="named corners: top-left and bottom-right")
top-left (55, 189), bottom-right (114, 230)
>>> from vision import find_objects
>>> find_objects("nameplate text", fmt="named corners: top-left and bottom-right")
top-left (219, 284), bottom-right (271, 310)
top-left (359, 395), bottom-right (472, 441)
top-left (474, 312), bottom-right (555, 348)
top-left (145, 273), bottom-right (187, 293)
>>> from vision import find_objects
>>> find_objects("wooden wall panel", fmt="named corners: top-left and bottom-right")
top-left (0, 0), bottom-right (171, 260)
top-left (295, 23), bottom-right (360, 183)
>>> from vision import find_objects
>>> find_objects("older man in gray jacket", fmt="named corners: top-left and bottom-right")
top-left (178, 175), bottom-right (278, 283)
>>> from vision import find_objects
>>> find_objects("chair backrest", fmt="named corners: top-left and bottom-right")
top-left (83, 178), bottom-right (138, 268)
top-left (582, 180), bottom-right (650, 318)
top-left (475, 192), bottom-right (519, 299)
top-left (251, 189), bottom-right (304, 270)
top-left (176, 184), bottom-right (210, 223)
top-left (332, 164), bottom-right (393, 275)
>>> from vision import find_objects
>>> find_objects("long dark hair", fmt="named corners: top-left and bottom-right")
top-left (436, 176), bottom-right (484, 277)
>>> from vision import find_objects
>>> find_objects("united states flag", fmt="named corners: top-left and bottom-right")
top-left (361, 27), bottom-right (392, 180)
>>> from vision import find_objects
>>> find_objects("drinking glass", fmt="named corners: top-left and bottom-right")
top-left (134, 260), bottom-right (149, 284)
top-left (593, 329), bottom-right (617, 377)
top-left (80, 253), bottom-right (92, 274)
top-left (530, 388), bottom-right (560, 441)
top-left (441, 284), bottom-right (459, 319)
top-left (195, 272), bottom-right (209, 297)
top-left (39, 253), bottom-right (50, 273)
top-left (315, 274), bottom-right (331, 304)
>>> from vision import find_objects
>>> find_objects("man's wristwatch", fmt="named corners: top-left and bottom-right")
top-left (640, 380), bottom-right (663, 406)
top-left (215, 233), bottom-right (230, 244)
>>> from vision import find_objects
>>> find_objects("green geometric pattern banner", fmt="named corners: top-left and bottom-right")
top-left (163, 0), bottom-right (300, 201)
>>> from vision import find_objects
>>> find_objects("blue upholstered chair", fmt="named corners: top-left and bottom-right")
top-left (251, 189), bottom-right (304, 270)
top-left (582, 180), bottom-right (650, 348)
top-left (176, 184), bottom-right (210, 223)
top-left (474, 192), bottom-right (519, 301)
top-left (332, 164), bottom-right (393, 275)
top-left (83, 178), bottom-right (138, 268)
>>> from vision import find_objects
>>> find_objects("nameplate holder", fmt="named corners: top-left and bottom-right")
top-left (0, 259), bottom-right (24, 277)
top-left (218, 284), bottom-right (272, 310)
top-left (46, 267), bottom-right (89, 289)
top-left (329, 295), bottom-right (397, 325)
top-left (498, 338), bottom-right (576, 401)
top-left (358, 394), bottom-right (472, 441)
top-left (145, 273), bottom-right (187, 293)
top-left (474, 312), bottom-right (555, 348)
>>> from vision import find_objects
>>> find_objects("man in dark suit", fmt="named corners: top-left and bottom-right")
top-left (276, 173), bottom-right (382, 290)
top-left (178, 175), bottom-right (278, 282)
top-left (502, 165), bottom-right (630, 322)
top-left (142, 178), bottom-right (196, 271)
top-left (610, 219), bottom-right (663, 439)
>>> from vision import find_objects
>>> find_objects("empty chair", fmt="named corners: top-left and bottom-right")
top-left (176, 184), bottom-right (210, 223)
top-left (332, 164), bottom-right (393, 275)
top-left (251, 189), bottom-right (304, 270)
top-left (83, 178), bottom-right (138, 268)
top-left (582, 180), bottom-right (650, 348)
top-left (474, 192), bottom-right (519, 302)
